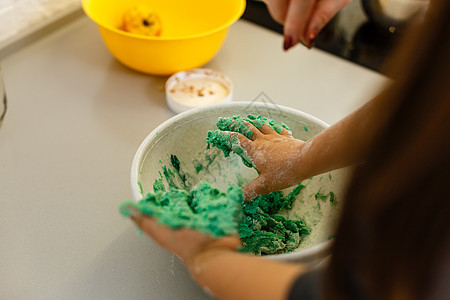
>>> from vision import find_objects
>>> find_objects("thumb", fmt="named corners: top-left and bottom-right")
top-left (305, 0), bottom-right (351, 45)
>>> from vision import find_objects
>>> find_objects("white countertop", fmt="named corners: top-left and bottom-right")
top-left (0, 14), bottom-right (387, 299)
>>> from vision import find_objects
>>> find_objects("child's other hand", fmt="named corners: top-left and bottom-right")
top-left (234, 123), bottom-right (308, 201)
top-left (131, 215), bottom-right (241, 266)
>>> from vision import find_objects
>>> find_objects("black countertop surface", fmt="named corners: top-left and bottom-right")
top-left (242, 0), bottom-right (406, 74)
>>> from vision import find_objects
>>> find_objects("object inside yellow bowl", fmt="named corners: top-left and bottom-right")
top-left (121, 6), bottom-right (162, 36)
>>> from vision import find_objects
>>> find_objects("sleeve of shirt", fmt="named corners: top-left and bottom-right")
top-left (287, 269), bottom-right (323, 300)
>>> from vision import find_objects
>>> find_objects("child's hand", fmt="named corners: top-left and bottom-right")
top-left (234, 123), bottom-right (308, 201)
top-left (131, 215), bottom-right (306, 300)
top-left (131, 215), bottom-right (241, 266)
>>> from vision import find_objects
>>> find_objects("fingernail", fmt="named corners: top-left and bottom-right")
top-left (130, 214), bottom-right (143, 223)
top-left (283, 35), bottom-right (293, 51)
top-left (308, 32), bottom-right (317, 49)
top-left (124, 204), bottom-right (144, 221)
top-left (298, 37), bottom-right (310, 49)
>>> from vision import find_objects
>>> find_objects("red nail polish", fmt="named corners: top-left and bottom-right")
top-left (283, 35), bottom-right (293, 51)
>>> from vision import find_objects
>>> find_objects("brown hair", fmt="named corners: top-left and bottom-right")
top-left (326, 0), bottom-right (450, 299)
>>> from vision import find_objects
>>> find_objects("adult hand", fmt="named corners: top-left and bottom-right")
top-left (263, 0), bottom-right (351, 50)
top-left (131, 215), bottom-right (241, 266)
top-left (234, 123), bottom-right (309, 201)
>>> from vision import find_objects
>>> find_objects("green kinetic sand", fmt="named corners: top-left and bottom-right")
top-left (121, 115), bottom-right (318, 255)
top-left (239, 184), bottom-right (310, 255)
top-left (206, 132), bottom-right (255, 168)
top-left (215, 115), bottom-right (290, 138)
top-left (120, 181), bottom-right (243, 238)
top-left (315, 190), bottom-right (338, 206)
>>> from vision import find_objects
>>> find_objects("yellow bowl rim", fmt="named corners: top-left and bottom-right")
top-left (81, 0), bottom-right (246, 41)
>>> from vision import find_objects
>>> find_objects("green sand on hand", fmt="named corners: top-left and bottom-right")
top-left (206, 115), bottom-right (290, 168)
top-left (120, 181), bottom-right (243, 238)
top-left (206, 131), bottom-right (254, 168)
top-left (215, 114), bottom-right (290, 138)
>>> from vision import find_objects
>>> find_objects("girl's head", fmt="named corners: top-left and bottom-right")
top-left (327, 0), bottom-right (450, 298)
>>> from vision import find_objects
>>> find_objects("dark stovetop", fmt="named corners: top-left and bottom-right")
top-left (242, 0), bottom-right (405, 74)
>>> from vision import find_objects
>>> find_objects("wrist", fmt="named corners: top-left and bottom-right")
top-left (292, 139), bottom-right (314, 182)
top-left (185, 236), bottom-right (240, 279)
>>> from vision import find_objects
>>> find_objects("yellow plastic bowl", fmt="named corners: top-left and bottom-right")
top-left (82, 0), bottom-right (246, 75)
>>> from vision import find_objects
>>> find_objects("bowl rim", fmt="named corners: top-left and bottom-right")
top-left (82, 0), bottom-right (246, 41)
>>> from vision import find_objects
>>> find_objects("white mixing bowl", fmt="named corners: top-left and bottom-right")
top-left (131, 102), bottom-right (348, 265)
